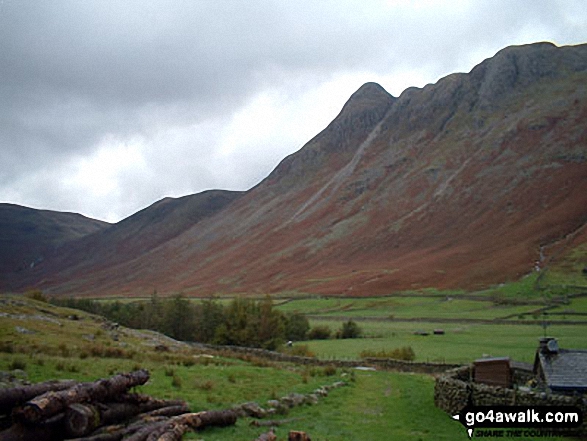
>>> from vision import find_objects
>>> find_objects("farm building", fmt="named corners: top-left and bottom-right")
top-left (533, 337), bottom-right (587, 395)
top-left (473, 357), bottom-right (512, 388)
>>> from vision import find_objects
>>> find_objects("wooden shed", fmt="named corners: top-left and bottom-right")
top-left (474, 357), bottom-right (512, 388)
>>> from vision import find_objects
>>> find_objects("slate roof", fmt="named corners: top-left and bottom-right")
top-left (536, 349), bottom-right (587, 392)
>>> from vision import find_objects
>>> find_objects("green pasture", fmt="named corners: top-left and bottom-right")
top-left (304, 319), bottom-right (587, 364)
top-left (276, 296), bottom-right (542, 320)
top-left (0, 295), bottom-right (470, 441)
top-left (1, 294), bottom-right (580, 440)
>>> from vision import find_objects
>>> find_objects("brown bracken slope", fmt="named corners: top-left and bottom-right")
top-left (9, 42), bottom-right (587, 297)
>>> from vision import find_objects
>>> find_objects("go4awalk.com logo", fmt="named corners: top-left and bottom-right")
top-left (451, 405), bottom-right (583, 438)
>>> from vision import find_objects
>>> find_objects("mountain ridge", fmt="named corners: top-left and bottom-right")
top-left (4, 42), bottom-right (587, 297)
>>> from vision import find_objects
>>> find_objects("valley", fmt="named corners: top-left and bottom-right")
top-left (3, 290), bottom-right (585, 440)
top-left (1, 41), bottom-right (587, 440)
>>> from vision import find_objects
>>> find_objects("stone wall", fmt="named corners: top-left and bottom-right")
top-left (434, 366), bottom-right (587, 435)
top-left (190, 342), bottom-right (461, 374)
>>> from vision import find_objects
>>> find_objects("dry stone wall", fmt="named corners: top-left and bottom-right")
top-left (434, 366), bottom-right (587, 435)
top-left (191, 343), bottom-right (461, 374)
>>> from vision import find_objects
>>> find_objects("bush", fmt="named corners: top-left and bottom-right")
top-left (338, 320), bottom-right (362, 339)
top-left (281, 344), bottom-right (315, 358)
top-left (24, 289), bottom-right (48, 303)
top-left (360, 346), bottom-right (416, 361)
top-left (171, 375), bottom-right (182, 389)
top-left (8, 359), bottom-right (26, 371)
top-left (308, 325), bottom-right (331, 340)
top-left (195, 379), bottom-right (215, 391)
top-left (323, 365), bottom-right (337, 376)
top-left (285, 312), bottom-right (310, 341)
top-left (0, 342), bottom-right (14, 353)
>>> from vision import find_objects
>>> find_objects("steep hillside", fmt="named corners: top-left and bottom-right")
top-left (8, 190), bottom-right (243, 295)
top-left (0, 204), bottom-right (109, 283)
top-left (10, 42), bottom-right (587, 297)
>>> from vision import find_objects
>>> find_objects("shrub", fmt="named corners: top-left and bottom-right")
top-left (338, 320), bottom-right (362, 339)
top-left (89, 344), bottom-right (129, 359)
top-left (171, 375), bottom-right (182, 389)
top-left (323, 365), bottom-right (337, 376)
top-left (308, 325), bottom-right (331, 340)
top-left (360, 346), bottom-right (416, 361)
top-left (24, 289), bottom-right (48, 303)
top-left (8, 359), bottom-right (26, 371)
top-left (281, 344), bottom-right (315, 358)
top-left (195, 379), bottom-right (215, 391)
top-left (0, 342), bottom-right (14, 353)
top-left (58, 343), bottom-right (70, 357)
top-left (285, 312), bottom-right (310, 341)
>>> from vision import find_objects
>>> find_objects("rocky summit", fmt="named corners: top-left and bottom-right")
top-left (4, 42), bottom-right (587, 297)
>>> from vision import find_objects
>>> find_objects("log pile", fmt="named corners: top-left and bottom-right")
top-left (0, 370), bottom-right (236, 441)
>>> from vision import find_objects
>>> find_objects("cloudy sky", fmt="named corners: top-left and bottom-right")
top-left (1, 0), bottom-right (586, 222)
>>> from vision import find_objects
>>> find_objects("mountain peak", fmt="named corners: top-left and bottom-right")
top-left (472, 42), bottom-right (587, 107)
top-left (341, 82), bottom-right (394, 113)
top-left (350, 82), bottom-right (391, 100)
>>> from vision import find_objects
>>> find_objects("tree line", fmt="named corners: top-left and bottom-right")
top-left (51, 294), bottom-right (311, 350)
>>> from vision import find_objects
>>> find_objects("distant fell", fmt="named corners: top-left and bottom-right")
top-left (5, 42), bottom-right (587, 297)
top-left (0, 204), bottom-right (109, 286)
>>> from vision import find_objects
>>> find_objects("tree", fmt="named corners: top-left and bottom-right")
top-left (143, 291), bottom-right (163, 331)
top-left (258, 295), bottom-right (285, 350)
top-left (213, 296), bottom-right (286, 349)
top-left (284, 313), bottom-right (310, 341)
top-left (193, 297), bottom-right (225, 343)
top-left (162, 294), bottom-right (196, 341)
top-left (339, 319), bottom-right (361, 339)
top-left (308, 325), bottom-right (331, 340)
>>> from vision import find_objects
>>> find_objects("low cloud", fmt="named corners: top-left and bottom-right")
top-left (1, 0), bottom-right (585, 221)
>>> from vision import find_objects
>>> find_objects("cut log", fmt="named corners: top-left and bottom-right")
top-left (65, 403), bottom-right (101, 437)
top-left (112, 393), bottom-right (185, 409)
top-left (124, 410), bottom-right (238, 441)
top-left (67, 416), bottom-right (169, 441)
top-left (147, 422), bottom-right (189, 441)
top-left (0, 380), bottom-right (77, 415)
top-left (0, 413), bottom-right (64, 441)
top-left (0, 423), bottom-right (59, 441)
top-left (250, 417), bottom-right (301, 427)
top-left (61, 399), bottom-right (190, 439)
top-left (13, 370), bottom-right (149, 424)
top-left (142, 404), bottom-right (190, 418)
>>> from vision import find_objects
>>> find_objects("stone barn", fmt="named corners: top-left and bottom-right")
top-left (533, 337), bottom-right (587, 395)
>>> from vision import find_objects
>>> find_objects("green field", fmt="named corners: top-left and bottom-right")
top-left (0, 295), bottom-right (472, 440)
top-left (276, 296), bottom-right (541, 320)
top-left (304, 319), bottom-right (587, 363)
top-left (1, 291), bottom-right (584, 440)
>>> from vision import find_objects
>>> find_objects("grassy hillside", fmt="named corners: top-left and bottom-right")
top-left (1, 292), bottom-right (583, 439)
top-left (0, 294), bottom-right (469, 440)
top-left (274, 279), bottom-right (587, 363)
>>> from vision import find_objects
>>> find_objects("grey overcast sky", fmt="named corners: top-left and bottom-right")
top-left (1, 0), bottom-right (586, 222)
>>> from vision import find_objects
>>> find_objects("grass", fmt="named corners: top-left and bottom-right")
top-left (188, 371), bottom-right (469, 441)
top-left (538, 243), bottom-right (587, 287)
top-left (1, 291), bottom-right (584, 440)
top-left (304, 319), bottom-right (587, 363)
top-left (275, 293), bottom-right (546, 320)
